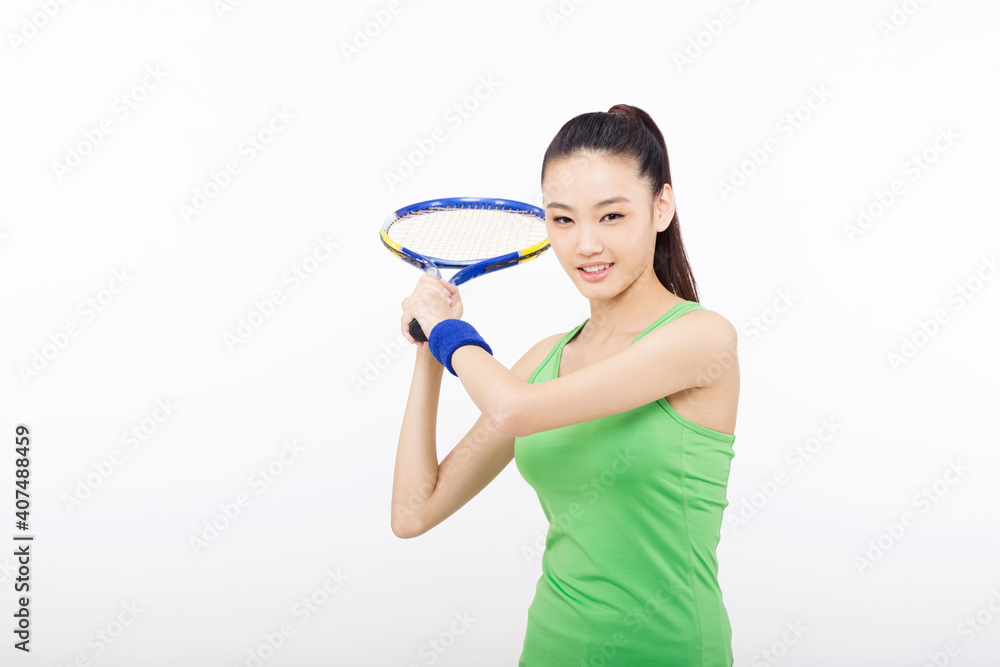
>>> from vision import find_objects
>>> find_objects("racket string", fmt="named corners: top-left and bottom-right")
top-left (388, 204), bottom-right (547, 262)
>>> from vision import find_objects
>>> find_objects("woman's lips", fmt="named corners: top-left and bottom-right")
top-left (578, 263), bottom-right (613, 281)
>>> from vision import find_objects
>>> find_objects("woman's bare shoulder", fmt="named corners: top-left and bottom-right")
top-left (689, 307), bottom-right (738, 346)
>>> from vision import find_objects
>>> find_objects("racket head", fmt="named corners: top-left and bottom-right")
top-left (379, 196), bottom-right (550, 277)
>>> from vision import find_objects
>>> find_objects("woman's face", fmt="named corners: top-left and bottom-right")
top-left (542, 152), bottom-right (673, 299)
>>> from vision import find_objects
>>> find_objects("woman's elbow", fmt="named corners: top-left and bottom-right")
top-left (391, 517), bottom-right (426, 540)
top-left (392, 523), bottom-right (416, 539)
top-left (390, 506), bottom-right (426, 539)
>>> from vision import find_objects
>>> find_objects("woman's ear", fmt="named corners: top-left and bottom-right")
top-left (654, 183), bottom-right (674, 232)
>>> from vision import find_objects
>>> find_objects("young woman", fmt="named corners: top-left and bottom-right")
top-left (391, 104), bottom-right (740, 666)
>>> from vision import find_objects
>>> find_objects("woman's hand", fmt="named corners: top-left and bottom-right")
top-left (400, 274), bottom-right (463, 347)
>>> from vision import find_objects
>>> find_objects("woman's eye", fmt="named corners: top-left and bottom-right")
top-left (552, 214), bottom-right (620, 224)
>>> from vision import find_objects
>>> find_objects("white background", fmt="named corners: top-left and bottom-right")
top-left (2, 1), bottom-right (999, 665)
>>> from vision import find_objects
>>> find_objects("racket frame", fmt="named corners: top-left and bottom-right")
top-left (379, 196), bottom-right (550, 287)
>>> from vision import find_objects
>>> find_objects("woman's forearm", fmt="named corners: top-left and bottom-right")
top-left (450, 344), bottom-right (524, 436)
top-left (390, 345), bottom-right (445, 538)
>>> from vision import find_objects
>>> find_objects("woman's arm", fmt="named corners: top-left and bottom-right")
top-left (390, 344), bottom-right (445, 538)
top-left (390, 334), bottom-right (560, 539)
top-left (451, 308), bottom-right (738, 438)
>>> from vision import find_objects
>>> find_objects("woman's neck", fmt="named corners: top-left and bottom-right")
top-left (581, 266), bottom-right (681, 346)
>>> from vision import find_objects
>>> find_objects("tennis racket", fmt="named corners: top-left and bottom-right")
top-left (380, 196), bottom-right (550, 342)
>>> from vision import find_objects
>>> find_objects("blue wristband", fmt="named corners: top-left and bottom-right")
top-left (428, 319), bottom-right (493, 377)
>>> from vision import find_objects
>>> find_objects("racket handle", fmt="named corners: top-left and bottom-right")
top-left (409, 318), bottom-right (428, 343)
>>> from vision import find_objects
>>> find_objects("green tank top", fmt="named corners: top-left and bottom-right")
top-left (514, 300), bottom-right (736, 666)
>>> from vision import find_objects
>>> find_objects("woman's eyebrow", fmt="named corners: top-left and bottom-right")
top-left (546, 196), bottom-right (631, 211)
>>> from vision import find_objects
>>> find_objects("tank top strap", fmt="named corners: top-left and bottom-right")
top-left (527, 320), bottom-right (588, 384)
top-left (564, 320), bottom-right (587, 344)
top-left (630, 300), bottom-right (704, 345)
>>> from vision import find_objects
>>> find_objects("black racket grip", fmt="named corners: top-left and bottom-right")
top-left (409, 318), bottom-right (428, 343)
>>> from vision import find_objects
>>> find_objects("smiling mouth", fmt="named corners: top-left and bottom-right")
top-left (578, 263), bottom-right (613, 280)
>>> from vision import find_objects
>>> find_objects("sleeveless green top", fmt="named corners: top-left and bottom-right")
top-left (514, 301), bottom-right (736, 666)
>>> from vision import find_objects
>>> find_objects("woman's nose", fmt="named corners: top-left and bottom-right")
top-left (576, 221), bottom-right (602, 254)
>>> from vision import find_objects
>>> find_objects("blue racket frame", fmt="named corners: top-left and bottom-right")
top-left (380, 196), bottom-right (550, 287)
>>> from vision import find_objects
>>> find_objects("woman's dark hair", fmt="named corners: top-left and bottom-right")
top-left (540, 104), bottom-right (698, 303)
